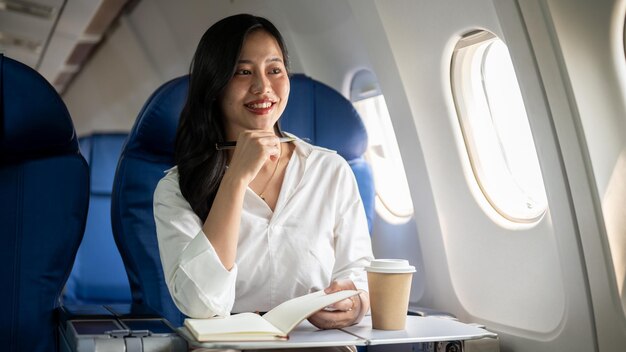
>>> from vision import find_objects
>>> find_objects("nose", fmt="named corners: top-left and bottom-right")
top-left (250, 72), bottom-right (271, 94)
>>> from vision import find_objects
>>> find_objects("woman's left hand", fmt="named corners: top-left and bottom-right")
top-left (307, 280), bottom-right (369, 330)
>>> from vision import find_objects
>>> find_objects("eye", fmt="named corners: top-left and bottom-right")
top-left (269, 67), bottom-right (283, 74)
top-left (235, 69), bottom-right (252, 75)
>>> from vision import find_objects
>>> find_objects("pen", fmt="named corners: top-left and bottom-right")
top-left (215, 136), bottom-right (296, 150)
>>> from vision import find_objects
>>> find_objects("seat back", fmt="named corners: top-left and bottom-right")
top-left (0, 55), bottom-right (89, 351)
top-left (64, 133), bottom-right (131, 304)
top-left (111, 76), bottom-right (188, 326)
top-left (281, 74), bottom-right (374, 230)
top-left (111, 73), bottom-right (374, 327)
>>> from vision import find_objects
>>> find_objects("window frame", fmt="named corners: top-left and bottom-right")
top-left (450, 30), bottom-right (548, 224)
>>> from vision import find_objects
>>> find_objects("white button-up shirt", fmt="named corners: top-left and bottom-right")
top-left (154, 138), bottom-right (374, 318)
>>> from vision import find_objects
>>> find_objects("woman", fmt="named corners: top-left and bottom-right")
top-left (153, 14), bottom-right (373, 333)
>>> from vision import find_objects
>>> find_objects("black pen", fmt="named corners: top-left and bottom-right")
top-left (215, 136), bottom-right (296, 150)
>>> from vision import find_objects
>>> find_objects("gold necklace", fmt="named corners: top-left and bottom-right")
top-left (258, 149), bottom-right (281, 202)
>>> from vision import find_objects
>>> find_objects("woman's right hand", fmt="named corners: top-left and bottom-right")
top-left (224, 130), bottom-right (281, 185)
top-left (201, 130), bottom-right (280, 269)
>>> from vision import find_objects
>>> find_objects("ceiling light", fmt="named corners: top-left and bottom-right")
top-left (0, 0), bottom-right (56, 19)
top-left (0, 31), bottom-right (42, 53)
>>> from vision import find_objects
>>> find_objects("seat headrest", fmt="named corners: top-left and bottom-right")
top-left (280, 74), bottom-right (368, 160)
top-left (0, 54), bottom-right (78, 161)
top-left (125, 76), bottom-right (188, 163)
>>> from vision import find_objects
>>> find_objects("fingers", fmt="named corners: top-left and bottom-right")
top-left (310, 280), bottom-right (363, 330)
top-left (245, 132), bottom-right (280, 161)
top-left (307, 302), bottom-right (359, 330)
top-left (323, 279), bottom-right (357, 294)
top-left (308, 310), bottom-right (342, 330)
top-left (236, 131), bottom-right (281, 157)
top-left (226, 131), bottom-right (281, 183)
top-left (324, 297), bottom-right (354, 312)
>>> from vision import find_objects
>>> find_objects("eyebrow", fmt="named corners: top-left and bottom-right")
top-left (237, 57), bottom-right (284, 64)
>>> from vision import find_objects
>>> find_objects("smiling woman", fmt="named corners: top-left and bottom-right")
top-left (151, 14), bottom-right (373, 348)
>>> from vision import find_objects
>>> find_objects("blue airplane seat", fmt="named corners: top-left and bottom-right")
top-left (111, 76), bottom-right (189, 327)
top-left (281, 74), bottom-right (374, 231)
top-left (63, 133), bottom-right (132, 305)
top-left (0, 54), bottom-right (89, 351)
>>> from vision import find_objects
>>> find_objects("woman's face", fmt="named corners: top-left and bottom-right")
top-left (220, 30), bottom-right (290, 139)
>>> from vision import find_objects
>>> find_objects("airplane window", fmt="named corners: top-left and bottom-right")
top-left (451, 31), bottom-right (548, 223)
top-left (350, 69), bottom-right (414, 223)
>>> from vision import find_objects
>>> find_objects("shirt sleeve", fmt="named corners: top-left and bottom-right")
top-left (331, 160), bottom-right (375, 293)
top-left (153, 171), bottom-right (237, 318)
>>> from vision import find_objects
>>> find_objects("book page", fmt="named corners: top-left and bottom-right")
top-left (263, 290), bottom-right (359, 335)
top-left (185, 312), bottom-right (283, 341)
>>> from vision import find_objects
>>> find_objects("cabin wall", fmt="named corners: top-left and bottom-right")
top-left (521, 0), bottom-right (626, 349)
top-left (547, 0), bottom-right (626, 312)
top-left (348, 0), bottom-right (621, 351)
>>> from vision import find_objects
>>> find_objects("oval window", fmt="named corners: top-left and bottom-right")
top-left (451, 31), bottom-right (548, 223)
top-left (350, 69), bottom-right (414, 223)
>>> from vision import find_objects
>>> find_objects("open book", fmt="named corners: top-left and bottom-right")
top-left (184, 289), bottom-right (359, 342)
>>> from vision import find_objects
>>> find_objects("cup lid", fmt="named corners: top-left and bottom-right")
top-left (365, 259), bottom-right (416, 273)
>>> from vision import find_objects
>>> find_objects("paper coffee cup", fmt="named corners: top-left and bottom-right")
top-left (365, 259), bottom-right (415, 330)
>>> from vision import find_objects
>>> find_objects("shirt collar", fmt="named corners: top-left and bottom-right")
top-left (282, 131), bottom-right (336, 160)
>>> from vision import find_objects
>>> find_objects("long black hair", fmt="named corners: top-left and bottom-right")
top-left (175, 14), bottom-right (290, 220)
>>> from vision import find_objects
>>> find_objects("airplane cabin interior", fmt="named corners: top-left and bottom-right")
top-left (1, 0), bottom-right (626, 351)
